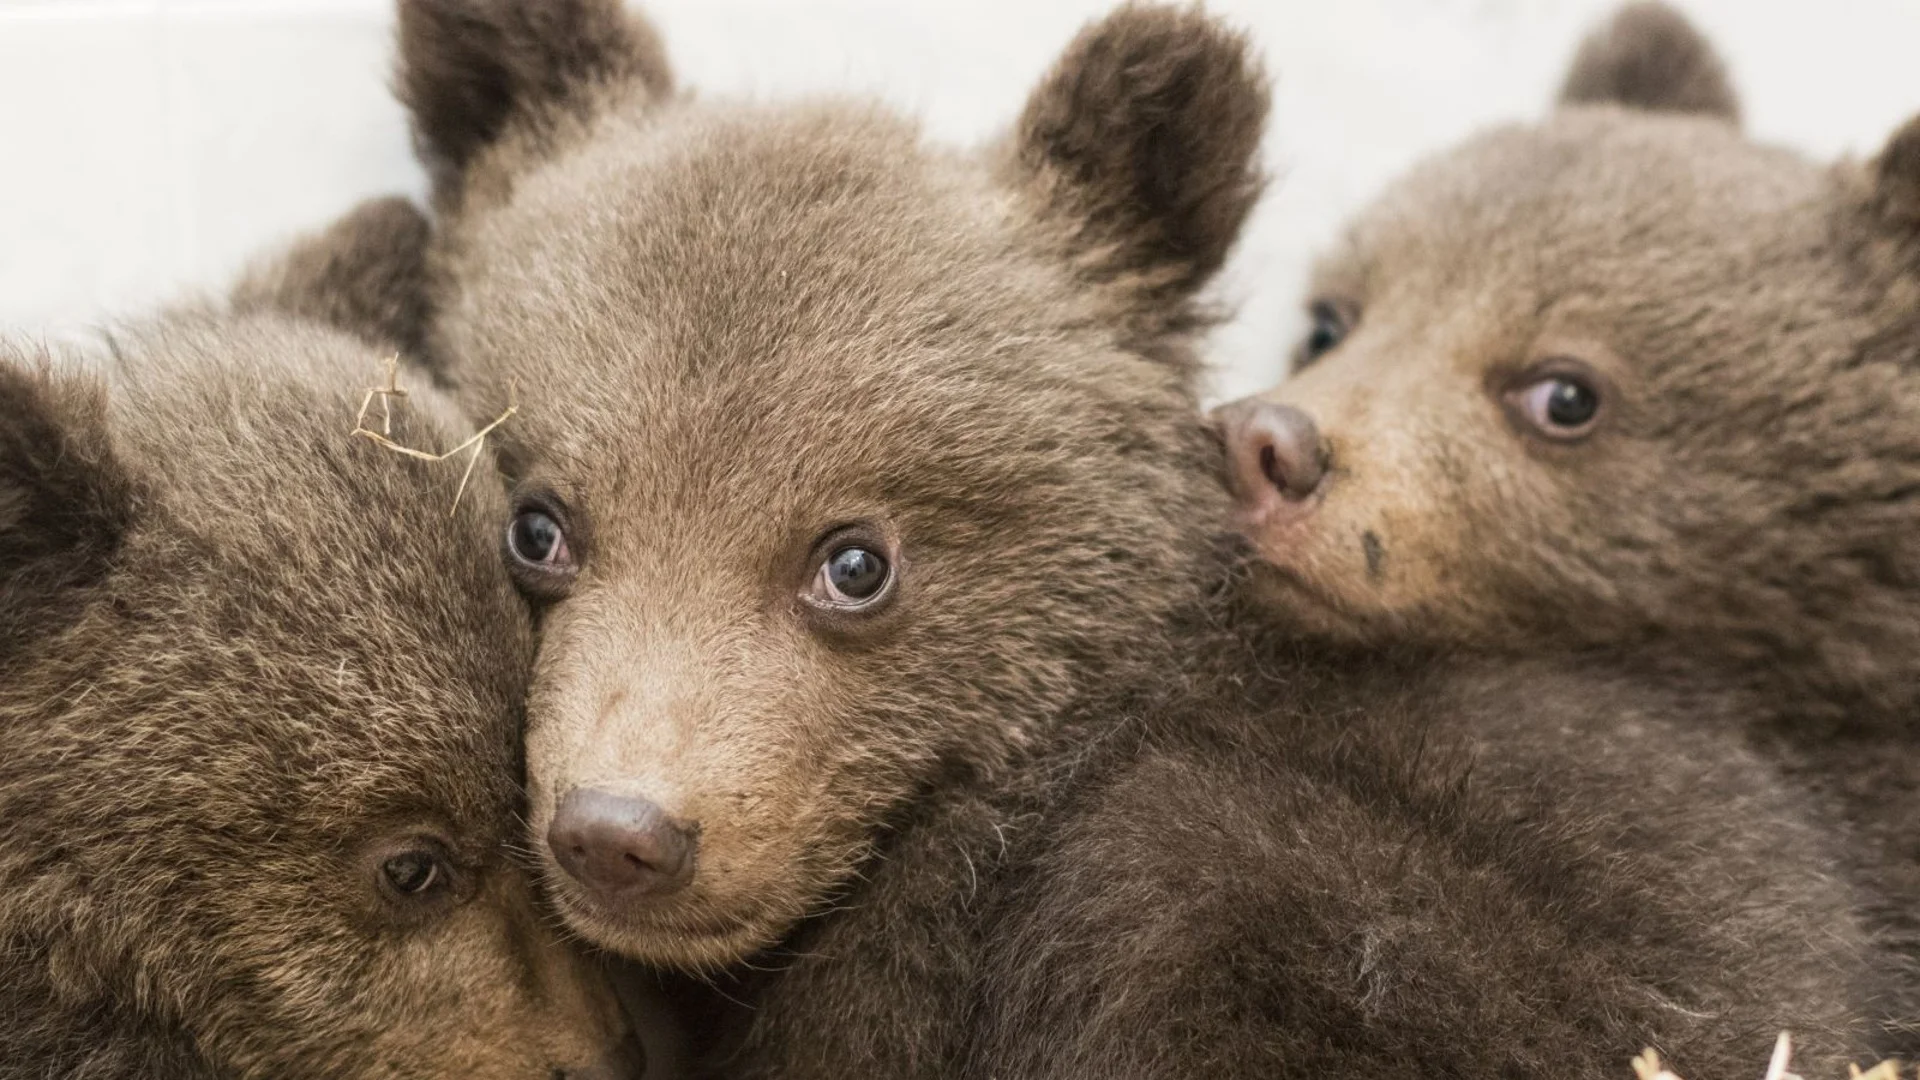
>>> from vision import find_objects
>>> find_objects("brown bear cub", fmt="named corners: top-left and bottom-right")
top-left (1218, 0), bottom-right (1920, 1005)
top-left (1220, 0), bottom-right (1920, 726)
top-left (0, 206), bottom-right (640, 1079)
top-left (397, 1), bottom-right (1881, 1076)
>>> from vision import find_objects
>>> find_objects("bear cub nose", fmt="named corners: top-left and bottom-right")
top-left (1218, 399), bottom-right (1327, 504)
top-left (548, 789), bottom-right (696, 899)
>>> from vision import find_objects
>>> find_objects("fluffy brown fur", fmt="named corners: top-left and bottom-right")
top-left (397, 2), bottom-right (1883, 1075)
top-left (0, 208), bottom-right (639, 1079)
top-left (962, 642), bottom-right (1876, 1079)
top-left (1225, 1), bottom-right (1920, 1045)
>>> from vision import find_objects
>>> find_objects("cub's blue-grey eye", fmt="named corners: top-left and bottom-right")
top-left (823, 547), bottom-right (888, 603)
top-left (508, 511), bottom-right (569, 567)
top-left (1297, 301), bottom-right (1353, 367)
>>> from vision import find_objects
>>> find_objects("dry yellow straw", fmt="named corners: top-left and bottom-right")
top-left (348, 355), bottom-right (517, 515)
top-left (1632, 1033), bottom-right (1902, 1080)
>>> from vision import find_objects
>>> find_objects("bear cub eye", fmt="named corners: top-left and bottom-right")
top-left (369, 837), bottom-right (459, 910)
top-left (504, 492), bottom-right (582, 601)
top-left (819, 547), bottom-right (889, 604)
top-left (381, 851), bottom-right (446, 896)
top-left (1295, 300), bottom-right (1356, 369)
top-left (804, 532), bottom-right (898, 615)
top-left (508, 510), bottom-right (569, 567)
top-left (1506, 363), bottom-right (1605, 441)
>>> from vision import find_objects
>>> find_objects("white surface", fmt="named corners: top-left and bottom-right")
top-left (2, 0), bottom-right (1916, 400)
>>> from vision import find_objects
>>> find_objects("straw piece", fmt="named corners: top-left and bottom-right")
top-left (346, 356), bottom-right (518, 515)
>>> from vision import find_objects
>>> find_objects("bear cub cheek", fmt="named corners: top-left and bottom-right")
top-left (1214, 388), bottom-right (1433, 609)
top-left (1215, 364), bottom-right (1520, 637)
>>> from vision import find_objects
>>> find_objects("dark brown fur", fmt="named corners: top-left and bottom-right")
top-left (0, 208), bottom-right (638, 1078)
top-left (397, 2), bottom-right (1882, 1075)
top-left (1231, 2), bottom-right (1920, 1046)
top-left (228, 195), bottom-right (436, 361)
top-left (1558, 2), bottom-right (1740, 123)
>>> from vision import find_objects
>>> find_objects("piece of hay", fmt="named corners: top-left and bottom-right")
top-left (1632, 1032), bottom-right (1902, 1080)
top-left (348, 355), bottom-right (516, 515)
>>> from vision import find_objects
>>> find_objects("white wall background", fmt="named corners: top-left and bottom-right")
top-left (2, 0), bottom-right (1916, 401)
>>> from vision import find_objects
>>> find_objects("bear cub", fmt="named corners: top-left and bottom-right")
top-left (1217, 0), bottom-right (1920, 1006)
top-left (0, 203), bottom-right (639, 1079)
top-left (394, 1), bottom-right (1883, 1077)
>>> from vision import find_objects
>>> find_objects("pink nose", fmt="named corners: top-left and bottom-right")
top-left (1216, 398), bottom-right (1327, 505)
top-left (547, 788), bottom-right (697, 901)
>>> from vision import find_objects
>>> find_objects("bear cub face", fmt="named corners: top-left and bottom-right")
top-left (397, 0), bottom-right (1265, 969)
top-left (1219, 2), bottom-right (1920, 699)
top-left (0, 303), bottom-right (636, 1077)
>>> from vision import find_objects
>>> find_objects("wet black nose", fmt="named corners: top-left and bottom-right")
top-left (1218, 398), bottom-right (1327, 502)
top-left (548, 789), bottom-right (696, 900)
top-left (555, 1033), bottom-right (646, 1080)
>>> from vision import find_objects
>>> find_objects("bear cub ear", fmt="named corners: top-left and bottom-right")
top-left (1871, 115), bottom-right (1920, 238)
top-left (1558, 2), bottom-right (1741, 124)
top-left (228, 196), bottom-right (435, 358)
top-left (1009, 4), bottom-right (1269, 312)
top-left (0, 358), bottom-right (133, 656)
top-left (396, 0), bottom-right (673, 206)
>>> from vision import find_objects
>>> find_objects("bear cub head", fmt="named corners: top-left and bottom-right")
top-left (0, 221), bottom-right (638, 1077)
top-left (1219, 2), bottom-right (1920, 711)
top-left (397, 0), bottom-right (1266, 969)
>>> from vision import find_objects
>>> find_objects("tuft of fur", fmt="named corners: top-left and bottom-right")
top-left (1558, 2), bottom-right (1740, 123)
top-left (0, 206), bottom-right (636, 1079)
top-left (397, 1), bottom-right (1883, 1076)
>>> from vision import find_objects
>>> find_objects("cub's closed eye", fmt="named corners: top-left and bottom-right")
top-left (1295, 300), bottom-right (1356, 369)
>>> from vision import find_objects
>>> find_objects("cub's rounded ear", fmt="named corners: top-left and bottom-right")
top-left (1871, 115), bottom-right (1920, 237)
top-left (0, 357), bottom-right (133, 657)
top-left (1007, 4), bottom-right (1269, 317)
top-left (229, 196), bottom-right (434, 357)
top-left (395, 0), bottom-right (673, 208)
top-left (1558, 2), bottom-right (1740, 124)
